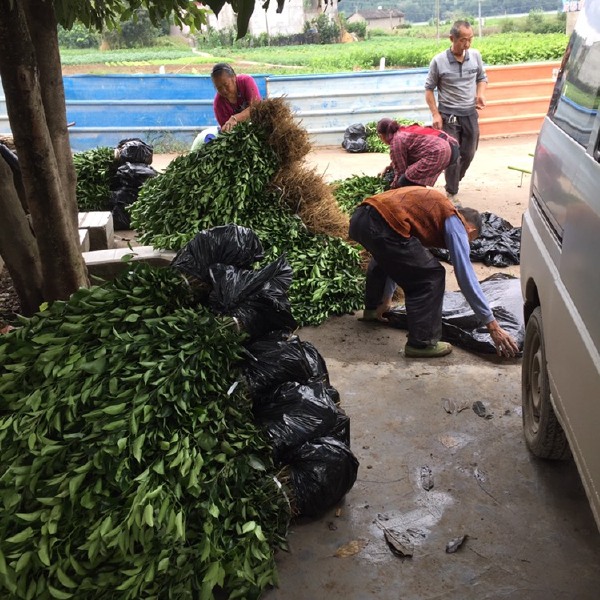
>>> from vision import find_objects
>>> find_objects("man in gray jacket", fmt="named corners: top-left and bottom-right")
top-left (425, 20), bottom-right (487, 202)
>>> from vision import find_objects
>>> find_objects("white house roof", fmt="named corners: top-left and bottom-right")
top-left (352, 9), bottom-right (404, 19)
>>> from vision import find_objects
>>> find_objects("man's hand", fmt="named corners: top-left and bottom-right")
top-left (376, 299), bottom-right (393, 321)
top-left (476, 94), bottom-right (486, 110)
top-left (431, 114), bottom-right (443, 130)
top-left (487, 320), bottom-right (519, 357)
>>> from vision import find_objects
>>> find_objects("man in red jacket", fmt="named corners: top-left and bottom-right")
top-left (349, 186), bottom-right (519, 358)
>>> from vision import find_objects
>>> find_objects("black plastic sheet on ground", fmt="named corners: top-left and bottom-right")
top-left (385, 273), bottom-right (524, 355)
top-left (208, 257), bottom-right (297, 340)
top-left (253, 380), bottom-right (340, 463)
top-left (287, 437), bottom-right (359, 517)
top-left (341, 123), bottom-right (368, 153)
top-left (431, 212), bottom-right (521, 267)
top-left (171, 224), bottom-right (264, 283)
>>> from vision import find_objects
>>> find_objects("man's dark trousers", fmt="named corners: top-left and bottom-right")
top-left (442, 112), bottom-right (479, 196)
top-left (349, 205), bottom-right (446, 348)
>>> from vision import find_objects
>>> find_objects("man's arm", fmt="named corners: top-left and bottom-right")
top-left (475, 80), bottom-right (487, 110)
top-left (444, 216), bottom-right (519, 357)
top-left (425, 89), bottom-right (443, 130)
top-left (425, 58), bottom-right (443, 129)
top-left (475, 52), bottom-right (487, 110)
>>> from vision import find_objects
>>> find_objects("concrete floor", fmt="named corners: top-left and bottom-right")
top-left (264, 317), bottom-right (600, 600)
top-left (259, 138), bottom-right (600, 599)
top-left (153, 138), bottom-right (600, 598)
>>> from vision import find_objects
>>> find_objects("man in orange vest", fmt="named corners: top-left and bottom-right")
top-left (349, 186), bottom-right (518, 358)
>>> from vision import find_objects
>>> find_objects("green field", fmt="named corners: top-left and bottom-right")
top-left (60, 32), bottom-right (568, 74)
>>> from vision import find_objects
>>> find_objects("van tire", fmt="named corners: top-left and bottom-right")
top-left (522, 307), bottom-right (571, 460)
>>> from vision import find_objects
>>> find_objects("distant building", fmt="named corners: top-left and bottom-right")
top-left (204, 0), bottom-right (339, 36)
top-left (347, 9), bottom-right (404, 31)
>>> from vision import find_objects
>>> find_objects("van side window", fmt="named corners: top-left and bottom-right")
top-left (549, 32), bottom-right (600, 148)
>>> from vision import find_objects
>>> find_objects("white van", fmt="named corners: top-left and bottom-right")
top-left (520, 0), bottom-right (600, 529)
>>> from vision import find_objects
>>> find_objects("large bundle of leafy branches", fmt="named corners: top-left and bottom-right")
top-left (365, 117), bottom-right (424, 153)
top-left (0, 265), bottom-right (290, 600)
top-left (130, 98), bottom-right (364, 326)
top-left (73, 146), bottom-right (114, 211)
top-left (331, 175), bottom-right (385, 214)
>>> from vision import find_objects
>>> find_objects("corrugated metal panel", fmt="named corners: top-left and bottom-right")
top-left (267, 69), bottom-right (432, 146)
top-left (64, 74), bottom-right (268, 151)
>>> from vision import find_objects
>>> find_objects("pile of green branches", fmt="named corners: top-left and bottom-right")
top-left (0, 265), bottom-right (289, 599)
top-left (73, 146), bottom-right (114, 212)
top-left (130, 101), bottom-right (365, 326)
top-left (331, 175), bottom-right (385, 214)
top-left (365, 117), bottom-right (423, 153)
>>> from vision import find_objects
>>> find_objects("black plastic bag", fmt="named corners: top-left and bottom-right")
top-left (110, 162), bottom-right (157, 191)
top-left (432, 212), bottom-right (521, 267)
top-left (115, 138), bottom-right (153, 165)
top-left (107, 163), bottom-right (157, 230)
top-left (287, 437), bottom-right (359, 517)
top-left (209, 256), bottom-right (297, 340)
top-left (330, 407), bottom-right (351, 447)
top-left (171, 224), bottom-right (264, 283)
top-left (300, 340), bottom-right (330, 385)
top-left (108, 188), bottom-right (138, 230)
top-left (341, 123), bottom-right (368, 153)
top-left (385, 273), bottom-right (524, 355)
top-left (243, 333), bottom-right (313, 394)
top-left (254, 380), bottom-right (339, 463)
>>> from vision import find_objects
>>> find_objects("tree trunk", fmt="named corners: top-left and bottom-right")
top-left (0, 0), bottom-right (88, 302)
top-left (23, 0), bottom-right (78, 225)
top-left (0, 156), bottom-right (44, 316)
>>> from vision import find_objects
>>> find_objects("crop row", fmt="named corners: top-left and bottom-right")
top-left (60, 32), bottom-right (568, 72)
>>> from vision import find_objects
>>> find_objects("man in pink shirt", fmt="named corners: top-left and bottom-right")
top-left (211, 63), bottom-right (261, 132)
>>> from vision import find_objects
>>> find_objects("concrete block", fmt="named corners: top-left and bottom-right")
top-left (78, 211), bottom-right (115, 251)
top-left (79, 229), bottom-right (90, 253)
top-left (83, 246), bottom-right (176, 280)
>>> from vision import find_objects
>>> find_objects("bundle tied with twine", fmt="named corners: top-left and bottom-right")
top-left (272, 164), bottom-right (350, 241)
top-left (250, 97), bottom-right (312, 171)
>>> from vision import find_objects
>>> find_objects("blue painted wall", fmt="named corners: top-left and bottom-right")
top-left (63, 74), bottom-right (268, 151)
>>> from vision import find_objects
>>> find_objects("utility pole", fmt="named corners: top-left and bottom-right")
top-left (478, 0), bottom-right (483, 38)
top-left (435, 0), bottom-right (440, 41)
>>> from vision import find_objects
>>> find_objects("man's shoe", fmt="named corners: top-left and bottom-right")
top-left (358, 309), bottom-right (379, 322)
top-left (404, 341), bottom-right (453, 358)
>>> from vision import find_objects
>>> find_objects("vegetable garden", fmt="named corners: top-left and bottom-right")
top-left (60, 32), bottom-right (568, 75)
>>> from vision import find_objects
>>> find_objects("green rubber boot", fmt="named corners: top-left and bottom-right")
top-left (358, 309), bottom-right (379, 322)
top-left (404, 341), bottom-right (453, 358)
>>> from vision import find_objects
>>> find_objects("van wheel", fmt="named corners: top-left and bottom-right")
top-left (521, 307), bottom-right (571, 460)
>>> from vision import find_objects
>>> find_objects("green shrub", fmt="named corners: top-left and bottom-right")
top-left (102, 8), bottom-right (162, 49)
top-left (58, 23), bottom-right (100, 49)
top-left (346, 20), bottom-right (367, 39)
top-left (308, 13), bottom-right (341, 44)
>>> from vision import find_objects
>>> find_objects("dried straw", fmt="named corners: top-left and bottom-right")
top-left (272, 163), bottom-right (350, 240)
top-left (251, 98), bottom-right (311, 171)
